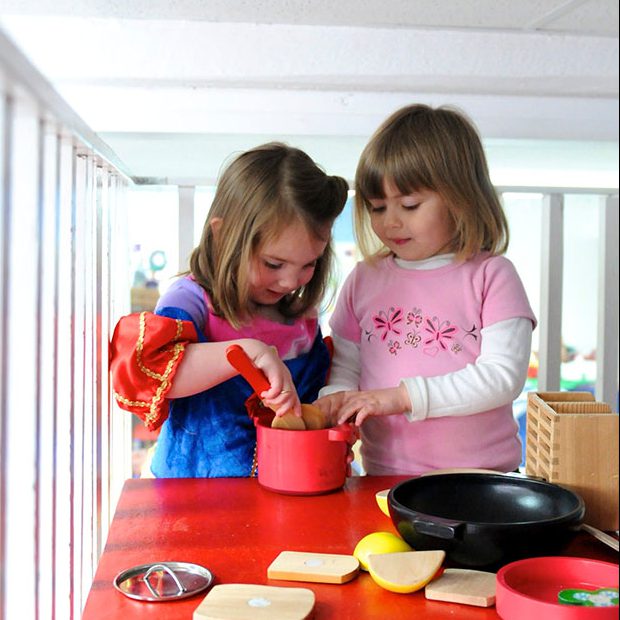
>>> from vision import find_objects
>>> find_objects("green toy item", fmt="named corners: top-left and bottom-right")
top-left (558, 587), bottom-right (619, 607)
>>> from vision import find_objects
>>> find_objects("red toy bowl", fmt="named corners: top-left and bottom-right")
top-left (496, 556), bottom-right (619, 620)
top-left (255, 419), bottom-right (354, 495)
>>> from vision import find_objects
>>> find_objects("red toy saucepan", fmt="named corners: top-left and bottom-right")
top-left (254, 418), bottom-right (354, 495)
top-left (496, 556), bottom-right (619, 619)
top-left (226, 344), bottom-right (354, 495)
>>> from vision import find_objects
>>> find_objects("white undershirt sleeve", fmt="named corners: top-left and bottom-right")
top-left (402, 317), bottom-right (533, 421)
top-left (319, 319), bottom-right (533, 422)
top-left (317, 334), bottom-right (361, 397)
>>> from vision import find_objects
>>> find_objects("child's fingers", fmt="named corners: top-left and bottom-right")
top-left (314, 391), bottom-right (351, 424)
top-left (275, 391), bottom-right (301, 415)
top-left (273, 401), bottom-right (301, 418)
top-left (263, 389), bottom-right (302, 417)
top-left (312, 397), bottom-right (333, 419)
top-left (353, 410), bottom-right (369, 426)
top-left (337, 396), bottom-right (377, 425)
top-left (347, 423), bottom-right (360, 442)
top-left (337, 408), bottom-right (358, 425)
top-left (260, 384), bottom-right (282, 400)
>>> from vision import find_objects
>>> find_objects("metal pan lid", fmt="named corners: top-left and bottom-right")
top-left (113, 561), bottom-right (214, 602)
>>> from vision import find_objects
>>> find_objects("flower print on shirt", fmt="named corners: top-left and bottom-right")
top-left (406, 308), bottom-right (423, 327)
top-left (405, 331), bottom-right (421, 348)
top-left (462, 324), bottom-right (479, 341)
top-left (388, 340), bottom-right (402, 355)
top-left (372, 307), bottom-right (403, 341)
top-left (363, 327), bottom-right (375, 342)
top-left (366, 307), bottom-right (465, 358)
top-left (423, 316), bottom-right (458, 357)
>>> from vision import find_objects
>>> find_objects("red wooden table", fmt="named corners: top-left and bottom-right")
top-left (82, 476), bottom-right (618, 619)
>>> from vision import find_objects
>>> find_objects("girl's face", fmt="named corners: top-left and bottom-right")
top-left (248, 220), bottom-right (328, 306)
top-left (368, 179), bottom-right (455, 261)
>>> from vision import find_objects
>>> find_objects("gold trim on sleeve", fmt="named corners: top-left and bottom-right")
top-left (114, 312), bottom-right (187, 427)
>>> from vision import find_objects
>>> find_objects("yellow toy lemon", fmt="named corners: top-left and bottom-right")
top-left (353, 532), bottom-right (413, 571)
top-left (367, 550), bottom-right (445, 594)
top-left (375, 489), bottom-right (390, 516)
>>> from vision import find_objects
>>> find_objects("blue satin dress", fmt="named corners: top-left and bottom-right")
top-left (150, 307), bottom-right (330, 478)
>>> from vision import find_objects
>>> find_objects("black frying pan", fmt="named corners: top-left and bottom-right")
top-left (388, 473), bottom-right (585, 569)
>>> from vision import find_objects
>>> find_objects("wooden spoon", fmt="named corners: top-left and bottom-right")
top-left (581, 523), bottom-right (619, 552)
top-left (225, 344), bottom-right (326, 430)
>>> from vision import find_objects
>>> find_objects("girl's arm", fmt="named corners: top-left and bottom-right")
top-left (168, 338), bottom-right (301, 418)
top-left (332, 317), bottom-right (532, 425)
top-left (401, 317), bottom-right (532, 421)
top-left (110, 311), bottom-right (301, 430)
top-left (154, 278), bottom-right (300, 415)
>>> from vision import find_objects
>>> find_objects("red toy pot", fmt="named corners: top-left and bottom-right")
top-left (254, 418), bottom-right (354, 495)
top-left (496, 556), bottom-right (619, 619)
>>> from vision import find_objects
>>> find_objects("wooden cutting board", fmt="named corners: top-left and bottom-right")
top-left (193, 584), bottom-right (315, 620)
top-left (425, 568), bottom-right (497, 607)
top-left (268, 551), bottom-right (360, 584)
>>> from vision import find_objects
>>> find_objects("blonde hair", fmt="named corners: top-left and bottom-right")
top-left (189, 142), bottom-right (348, 327)
top-left (354, 104), bottom-right (508, 261)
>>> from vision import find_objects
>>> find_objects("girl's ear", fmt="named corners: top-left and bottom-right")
top-left (209, 217), bottom-right (223, 240)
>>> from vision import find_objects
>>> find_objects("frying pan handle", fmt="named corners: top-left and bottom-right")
top-left (225, 344), bottom-right (271, 395)
top-left (413, 517), bottom-right (465, 540)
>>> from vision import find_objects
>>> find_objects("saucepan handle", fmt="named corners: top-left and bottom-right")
top-left (328, 424), bottom-right (356, 443)
top-left (412, 517), bottom-right (465, 540)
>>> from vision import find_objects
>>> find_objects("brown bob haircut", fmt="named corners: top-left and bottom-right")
top-left (354, 104), bottom-right (509, 261)
top-left (189, 142), bottom-right (348, 327)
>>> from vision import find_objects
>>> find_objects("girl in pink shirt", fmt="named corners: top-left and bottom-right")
top-left (315, 104), bottom-right (536, 475)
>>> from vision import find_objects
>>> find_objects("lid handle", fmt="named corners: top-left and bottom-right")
top-left (143, 563), bottom-right (187, 598)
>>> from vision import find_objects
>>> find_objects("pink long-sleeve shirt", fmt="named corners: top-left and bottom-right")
top-left (329, 252), bottom-right (536, 475)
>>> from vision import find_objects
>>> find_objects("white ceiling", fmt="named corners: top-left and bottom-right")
top-left (1, 0), bottom-right (618, 185)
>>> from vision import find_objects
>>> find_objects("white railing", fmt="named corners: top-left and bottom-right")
top-left (498, 187), bottom-right (619, 410)
top-left (0, 30), bottom-right (131, 620)
top-left (1, 21), bottom-right (618, 620)
top-left (172, 183), bottom-right (620, 409)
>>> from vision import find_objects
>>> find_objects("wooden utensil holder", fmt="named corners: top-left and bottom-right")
top-left (525, 391), bottom-right (619, 530)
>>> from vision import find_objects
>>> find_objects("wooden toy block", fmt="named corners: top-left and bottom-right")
top-left (525, 391), bottom-right (618, 530)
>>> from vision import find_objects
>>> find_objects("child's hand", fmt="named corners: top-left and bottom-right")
top-left (313, 390), bottom-right (354, 427)
top-left (334, 385), bottom-right (410, 426)
top-left (251, 343), bottom-right (301, 418)
top-left (314, 393), bottom-right (360, 473)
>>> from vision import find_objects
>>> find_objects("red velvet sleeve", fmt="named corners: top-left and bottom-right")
top-left (109, 311), bottom-right (198, 431)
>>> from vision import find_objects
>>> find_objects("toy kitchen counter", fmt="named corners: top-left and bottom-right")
top-left (82, 476), bottom-right (618, 619)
